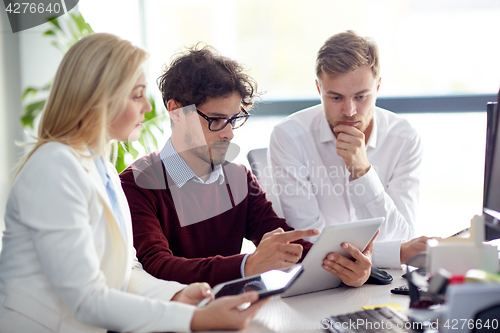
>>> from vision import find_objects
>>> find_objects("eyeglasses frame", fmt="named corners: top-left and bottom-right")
top-left (196, 106), bottom-right (250, 132)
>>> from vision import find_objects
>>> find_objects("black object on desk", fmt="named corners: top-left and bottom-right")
top-left (391, 284), bottom-right (411, 295)
top-left (365, 267), bottom-right (393, 285)
top-left (390, 284), bottom-right (424, 295)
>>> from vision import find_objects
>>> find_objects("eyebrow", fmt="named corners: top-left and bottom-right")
top-left (326, 89), bottom-right (371, 96)
top-left (205, 111), bottom-right (241, 118)
top-left (133, 84), bottom-right (146, 90)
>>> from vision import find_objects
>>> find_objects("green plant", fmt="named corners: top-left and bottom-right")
top-left (21, 12), bottom-right (93, 128)
top-left (21, 13), bottom-right (165, 173)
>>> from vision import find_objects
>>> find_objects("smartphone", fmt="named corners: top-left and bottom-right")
top-left (197, 265), bottom-right (303, 307)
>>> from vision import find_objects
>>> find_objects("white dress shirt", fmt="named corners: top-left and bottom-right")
top-left (269, 104), bottom-right (423, 268)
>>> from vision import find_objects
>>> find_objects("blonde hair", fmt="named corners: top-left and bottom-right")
top-left (316, 30), bottom-right (380, 79)
top-left (16, 33), bottom-right (148, 175)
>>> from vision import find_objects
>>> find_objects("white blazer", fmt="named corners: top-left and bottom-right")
top-left (0, 142), bottom-right (195, 333)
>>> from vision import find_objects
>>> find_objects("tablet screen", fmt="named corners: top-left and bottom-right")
top-left (214, 265), bottom-right (303, 299)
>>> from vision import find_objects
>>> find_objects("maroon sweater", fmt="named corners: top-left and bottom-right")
top-left (120, 152), bottom-right (311, 287)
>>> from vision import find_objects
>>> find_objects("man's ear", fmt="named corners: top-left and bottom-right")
top-left (315, 79), bottom-right (321, 95)
top-left (376, 77), bottom-right (382, 92)
top-left (167, 99), bottom-right (183, 125)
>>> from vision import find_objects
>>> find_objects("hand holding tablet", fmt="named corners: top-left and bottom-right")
top-left (281, 217), bottom-right (384, 297)
top-left (191, 291), bottom-right (268, 331)
top-left (322, 229), bottom-right (379, 287)
top-left (198, 218), bottom-right (384, 306)
top-left (198, 265), bottom-right (303, 307)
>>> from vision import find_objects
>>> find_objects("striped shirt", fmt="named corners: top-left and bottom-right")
top-left (160, 139), bottom-right (224, 188)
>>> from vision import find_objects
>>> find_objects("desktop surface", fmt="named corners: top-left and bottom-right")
top-left (197, 268), bottom-right (408, 333)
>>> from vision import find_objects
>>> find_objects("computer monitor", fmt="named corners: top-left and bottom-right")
top-left (483, 101), bottom-right (498, 207)
top-left (483, 89), bottom-right (500, 241)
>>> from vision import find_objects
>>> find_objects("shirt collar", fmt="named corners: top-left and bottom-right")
top-left (365, 108), bottom-right (378, 149)
top-left (93, 155), bottom-right (110, 187)
top-left (319, 108), bottom-right (336, 144)
top-left (160, 139), bottom-right (224, 188)
top-left (318, 105), bottom-right (378, 149)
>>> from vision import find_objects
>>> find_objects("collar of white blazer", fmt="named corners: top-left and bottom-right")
top-left (74, 148), bottom-right (130, 291)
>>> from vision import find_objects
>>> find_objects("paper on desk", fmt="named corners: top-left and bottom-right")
top-left (362, 302), bottom-right (406, 312)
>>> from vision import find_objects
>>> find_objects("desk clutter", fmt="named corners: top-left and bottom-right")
top-left (427, 215), bottom-right (499, 276)
top-left (322, 246), bottom-right (500, 333)
top-left (323, 267), bottom-right (500, 333)
top-left (401, 250), bottom-right (500, 332)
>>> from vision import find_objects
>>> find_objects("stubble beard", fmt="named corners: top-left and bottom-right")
top-left (185, 131), bottom-right (226, 167)
top-left (327, 107), bottom-right (375, 135)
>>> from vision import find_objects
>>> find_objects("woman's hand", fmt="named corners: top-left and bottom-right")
top-left (171, 282), bottom-right (212, 305)
top-left (190, 291), bottom-right (269, 331)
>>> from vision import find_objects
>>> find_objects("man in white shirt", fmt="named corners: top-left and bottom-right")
top-left (269, 30), bottom-right (427, 268)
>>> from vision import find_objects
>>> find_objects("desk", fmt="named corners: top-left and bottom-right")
top-left (205, 269), bottom-right (409, 333)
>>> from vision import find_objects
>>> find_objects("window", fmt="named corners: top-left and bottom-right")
top-left (143, 0), bottom-right (500, 100)
top-left (79, 0), bottom-right (498, 238)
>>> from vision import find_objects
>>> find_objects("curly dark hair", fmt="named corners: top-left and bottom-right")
top-left (158, 44), bottom-right (259, 111)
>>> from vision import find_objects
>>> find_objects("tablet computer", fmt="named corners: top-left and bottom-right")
top-left (280, 217), bottom-right (384, 298)
top-left (197, 264), bottom-right (303, 307)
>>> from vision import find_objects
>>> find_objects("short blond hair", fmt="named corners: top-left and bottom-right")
top-left (17, 33), bottom-right (148, 175)
top-left (316, 30), bottom-right (380, 79)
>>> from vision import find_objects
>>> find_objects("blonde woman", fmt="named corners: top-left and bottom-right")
top-left (0, 33), bottom-right (266, 333)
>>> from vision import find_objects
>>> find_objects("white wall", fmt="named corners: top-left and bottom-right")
top-left (0, 7), bottom-right (63, 249)
top-left (0, 9), bottom-right (23, 247)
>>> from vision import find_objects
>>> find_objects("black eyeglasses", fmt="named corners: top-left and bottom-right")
top-left (196, 107), bottom-right (250, 132)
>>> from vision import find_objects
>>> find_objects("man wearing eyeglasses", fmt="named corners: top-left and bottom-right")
top-left (120, 45), bottom-right (376, 288)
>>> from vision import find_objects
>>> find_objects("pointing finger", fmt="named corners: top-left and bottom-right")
top-left (277, 228), bottom-right (320, 243)
top-left (262, 227), bottom-right (285, 240)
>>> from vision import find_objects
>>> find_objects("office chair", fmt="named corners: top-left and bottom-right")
top-left (246, 148), bottom-right (284, 218)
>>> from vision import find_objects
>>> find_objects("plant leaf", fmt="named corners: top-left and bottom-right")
top-left (41, 81), bottom-right (53, 90)
top-left (22, 87), bottom-right (39, 100)
top-left (115, 154), bottom-right (127, 174)
top-left (22, 81), bottom-right (53, 101)
top-left (72, 13), bottom-right (94, 35)
top-left (47, 17), bottom-right (62, 31)
top-left (21, 100), bottom-right (45, 128)
top-left (128, 142), bottom-right (140, 159)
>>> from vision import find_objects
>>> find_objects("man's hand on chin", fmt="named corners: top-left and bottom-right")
top-left (334, 124), bottom-right (371, 180)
